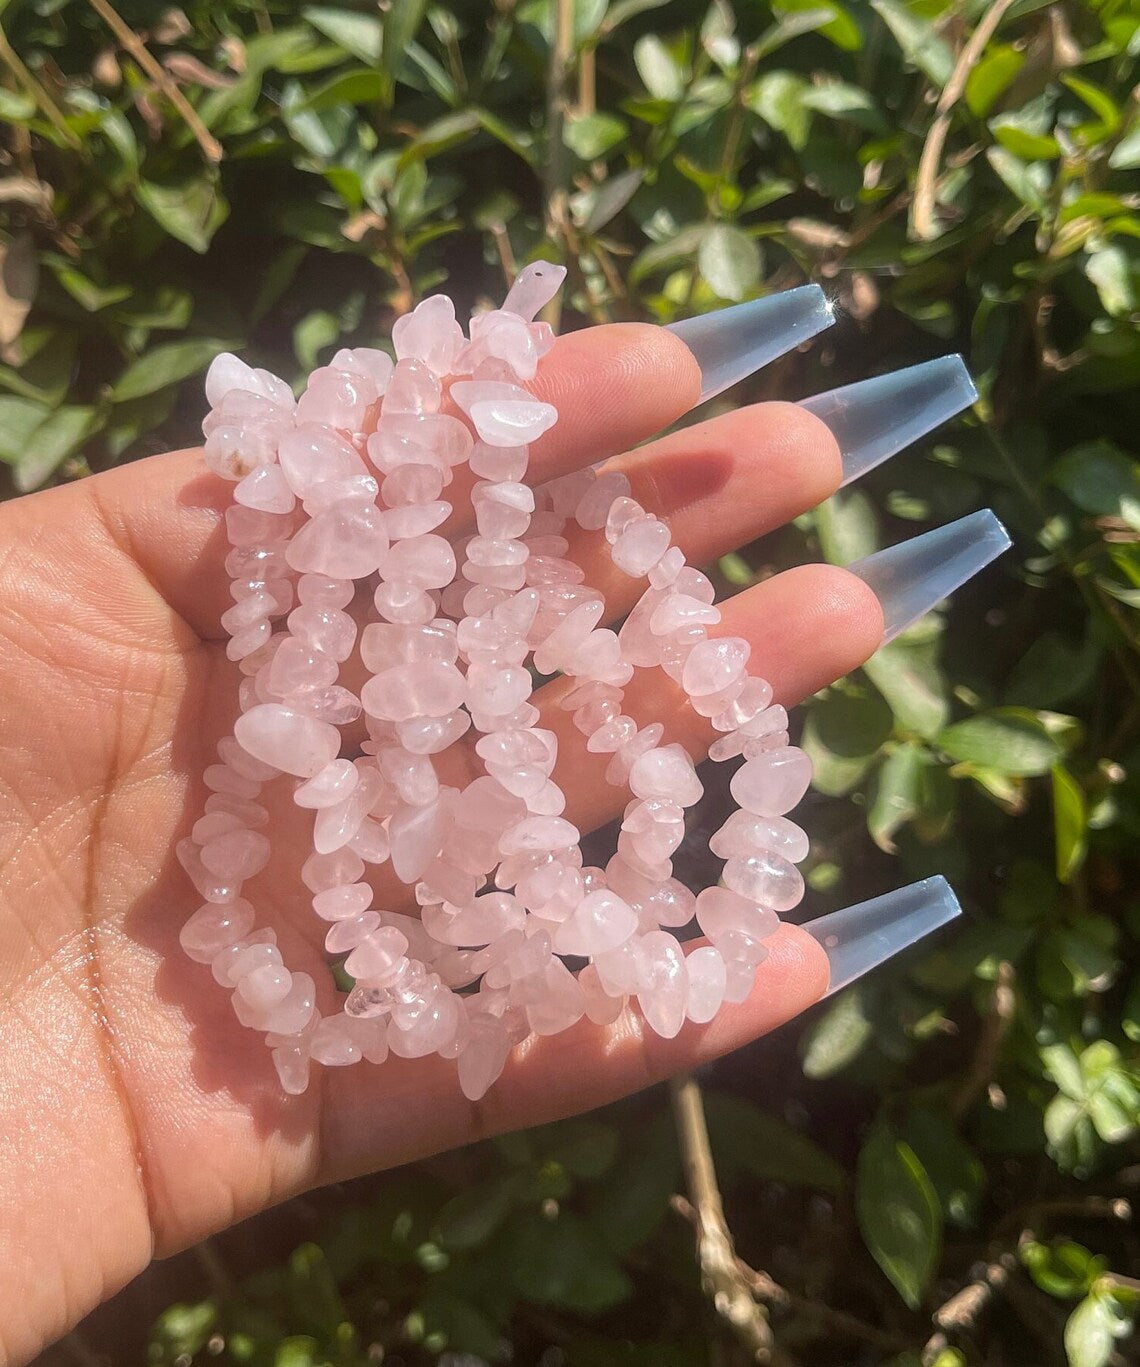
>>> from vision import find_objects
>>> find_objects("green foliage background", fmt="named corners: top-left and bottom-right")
top-left (3, 0), bottom-right (1139, 1362)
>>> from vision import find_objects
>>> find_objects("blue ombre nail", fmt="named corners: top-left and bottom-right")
top-left (667, 285), bottom-right (834, 404)
top-left (848, 509), bottom-right (1011, 644)
top-left (803, 876), bottom-right (962, 998)
top-left (801, 355), bottom-right (978, 487)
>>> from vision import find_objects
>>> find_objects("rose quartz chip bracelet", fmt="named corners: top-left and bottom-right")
top-left (178, 264), bottom-right (811, 1100)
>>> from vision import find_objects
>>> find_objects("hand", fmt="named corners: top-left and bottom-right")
top-left (0, 323), bottom-right (881, 1364)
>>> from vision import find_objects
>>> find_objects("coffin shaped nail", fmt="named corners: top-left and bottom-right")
top-left (847, 509), bottom-right (1011, 644)
top-left (803, 876), bottom-right (962, 998)
top-left (667, 285), bottom-right (834, 404)
top-left (801, 355), bottom-right (978, 487)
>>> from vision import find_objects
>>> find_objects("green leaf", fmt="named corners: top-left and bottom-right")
top-left (14, 404), bottom-right (99, 492)
top-left (1003, 631), bottom-right (1100, 709)
top-left (634, 34), bottom-right (685, 101)
top-left (584, 1113), bottom-right (678, 1255)
top-left (868, 742), bottom-right (926, 852)
top-left (496, 1208), bottom-right (633, 1312)
top-left (111, 337), bottom-right (230, 403)
top-left (815, 487), bottom-right (878, 565)
top-left (48, 261), bottom-right (131, 312)
top-left (1085, 245), bottom-right (1136, 317)
top-left (1065, 1288), bottom-right (1134, 1367)
top-left (864, 641), bottom-right (949, 738)
top-left (1052, 765), bottom-right (1088, 884)
top-left (604, 0), bottom-right (673, 33)
top-left (965, 44), bottom-right (1024, 117)
top-left (149, 1302), bottom-right (217, 1360)
top-left (703, 1092), bottom-right (845, 1192)
top-left (0, 395), bottom-right (49, 464)
top-left (274, 1338), bottom-right (319, 1367)
top-left (303, 6), bottom-right (382, 62)
top-left (939, 709), bottom-right (1063, 777)
top-left (856, 1118), bottom-right (941, 1310)
top-left (897, 1107), bottom-right (985, 1229)
top-left (1052, 440), bottom-right (1140, 530)
top-left (990, 116), bottom-right (1061, 161)
top-left (801, 983), bottom-right (874, 1079)
top-left (772, 0), bottom-right (862, 51)
top-left (299, 68), bottom-right (388, 112)
top-left (986, 147), bottom-right (1050, 214)
top-left (435, 1174), bottom-right (522, 1250)
top-left (574, 166), bottom-right (644, 233)
top-left (803, 689), bottom-right (893, 796)
top-left (1021, 1239), bottom-right (1105, 1299)
top-left (870, 0), bottom-right (953, 85)
top-left (545, 1119), bottom-right (619, 1179)
top-left (746, 70), bottom-right (812, 149)
top-left (697, 224), bottom-right (760, 301)
top-left (136, 176), bottom-right (229, 253)
top-left (564, 112), bottom-right (628, 160)
top-left (753, 8), bottom-right (835, 62)
top-left (293, 309), bottom-right (339, 370)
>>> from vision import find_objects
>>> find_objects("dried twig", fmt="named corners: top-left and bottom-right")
top-left (670, 1074), bottom-right (777, 1361)
top-left (950, 958), bottom-right (1015, 1121)
top-left (911, 0), bottom-right (1016, 240)
top-left (84, 0), bottom-right (223, 163)
top-left (0, 26), bottom-right (83, 150)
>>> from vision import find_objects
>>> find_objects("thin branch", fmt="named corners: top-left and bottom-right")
top-left (84, 0), bottom-right (223, 163)
top-left (950, 959), bottom-right (1015, 1121)
top-left (0, 26), bottom-right (83, 150)
top-left (911, 0), bottom-right (1016, 240)
top-left (669, 1074), bottom-right (777, 1361)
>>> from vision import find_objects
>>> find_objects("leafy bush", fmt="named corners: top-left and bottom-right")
top-left (4, 0), bottom-right (1139, 1363)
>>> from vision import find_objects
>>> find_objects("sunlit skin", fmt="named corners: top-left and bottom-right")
top-left (0, 324), bottom-right (883, 1364)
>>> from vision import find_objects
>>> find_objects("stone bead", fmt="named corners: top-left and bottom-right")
top-left (681, 636), bottom-right (750, 698)
top-left (578, 963), bottom-right (625, 1026)
top-left (635, 931), bottom-right (688, 1039)
top-left (469, 442), bottom-right (529, 481)
top-left (685, 946), bottom-right (727, 1024)
top-left (392, 293), bottom-right (466, 375)
top-left (200, 828), bottom-right (271, 881)
top-left (361, 660), bottom-right (466, 722)
top-left (729, 746), bottom-right (813, 816)
top-left (612, 516), bottom-right (671, 576)
top-left (301, 847), bottom-right (365, 893)
top-left (384, 534), bottom-right (456, 589)
top-left (312, 883), bottom-right (374, 921)
top-left (296, 366), bottom-right (376, 432)
top-left (234, 463), bottom-right (296, 514)
top-left (458, 1016), bottom-right (512, 1101)
top-left (450, 380), bottom-right (558, 447)
top-left (695, 886), bottom-right (779, 943)
top-left (309, 1014), bottom-right (363, 1067)
top-left (650, 593), bottom-right (721, 635)
top-left (235, 703), bottom-right (341, 778)
top-left (179, 899), bottom-right (256, 964)
top-left (385, 500), bottom-right (451, 538)
top-left (720, 932), bottom-right (769, 1004)
top-left (286, 501), bottom-right (389, 579)
top-left (325, 912), bottom-right (382, 954)
top-left (288, 605), bottom-right (357, 661)
top-left (628, 744), bottom-right (704, 806)
top-left (294, 759), bottom-right (360, 809)
top-left (206, 353), bottom-right (292, 409)
top-left (709, 812), bottom-right (809, 863)
top-left (278, 426), bottom-right (367, 499)
top-left (526, 959), bottom-right (586, 1036)
top-left (575, 471), bottom-right (631, 530)
top-left (268, 638), bottom-right (339, 698)
top-left (388, 798), bottom-right (447, 883)
top-left (214, 938), bottom-right (282, 987)
top-left (272, 1046), bottom-right (311, 1094)
top-left (499, 816), bottom-right (578, 856)
top-left (236, 963), bottom-right (293, 1013)
top-left (552, 889), bottom-right (637, 956)
top-left (722, 852), bottom-right (805, 912)
top-left (263, 972), bottom-right (317, 1035)
top-left (303, 473), bottom-right (381, 515)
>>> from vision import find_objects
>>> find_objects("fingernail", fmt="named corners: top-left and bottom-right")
top-left (847, 509), bottom-right (1012, 644)
top-left (803, 876), bottom-right (962, 998)
top-left (667, 285), bottom-right (834, 404)
top-left (801, 355), bottom-right (978, 487)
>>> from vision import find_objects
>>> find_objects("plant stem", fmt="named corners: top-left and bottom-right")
top-left (84, 0), bottom-right (223, 163)
top-left (669, 1073), bottom-right (777, 1360)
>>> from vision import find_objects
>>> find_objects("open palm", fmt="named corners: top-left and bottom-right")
top-left (0, 322), bottom-right (881, 1364)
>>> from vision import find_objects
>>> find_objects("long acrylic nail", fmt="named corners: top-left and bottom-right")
top-left (667, 285), bottom-right (834, 404)
top-left (847, 509), bottom-right (1011, 644)
top-left (801, 355), bottom-right (978, 487)
top-left (803, 876), bottom-right (962, 998)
